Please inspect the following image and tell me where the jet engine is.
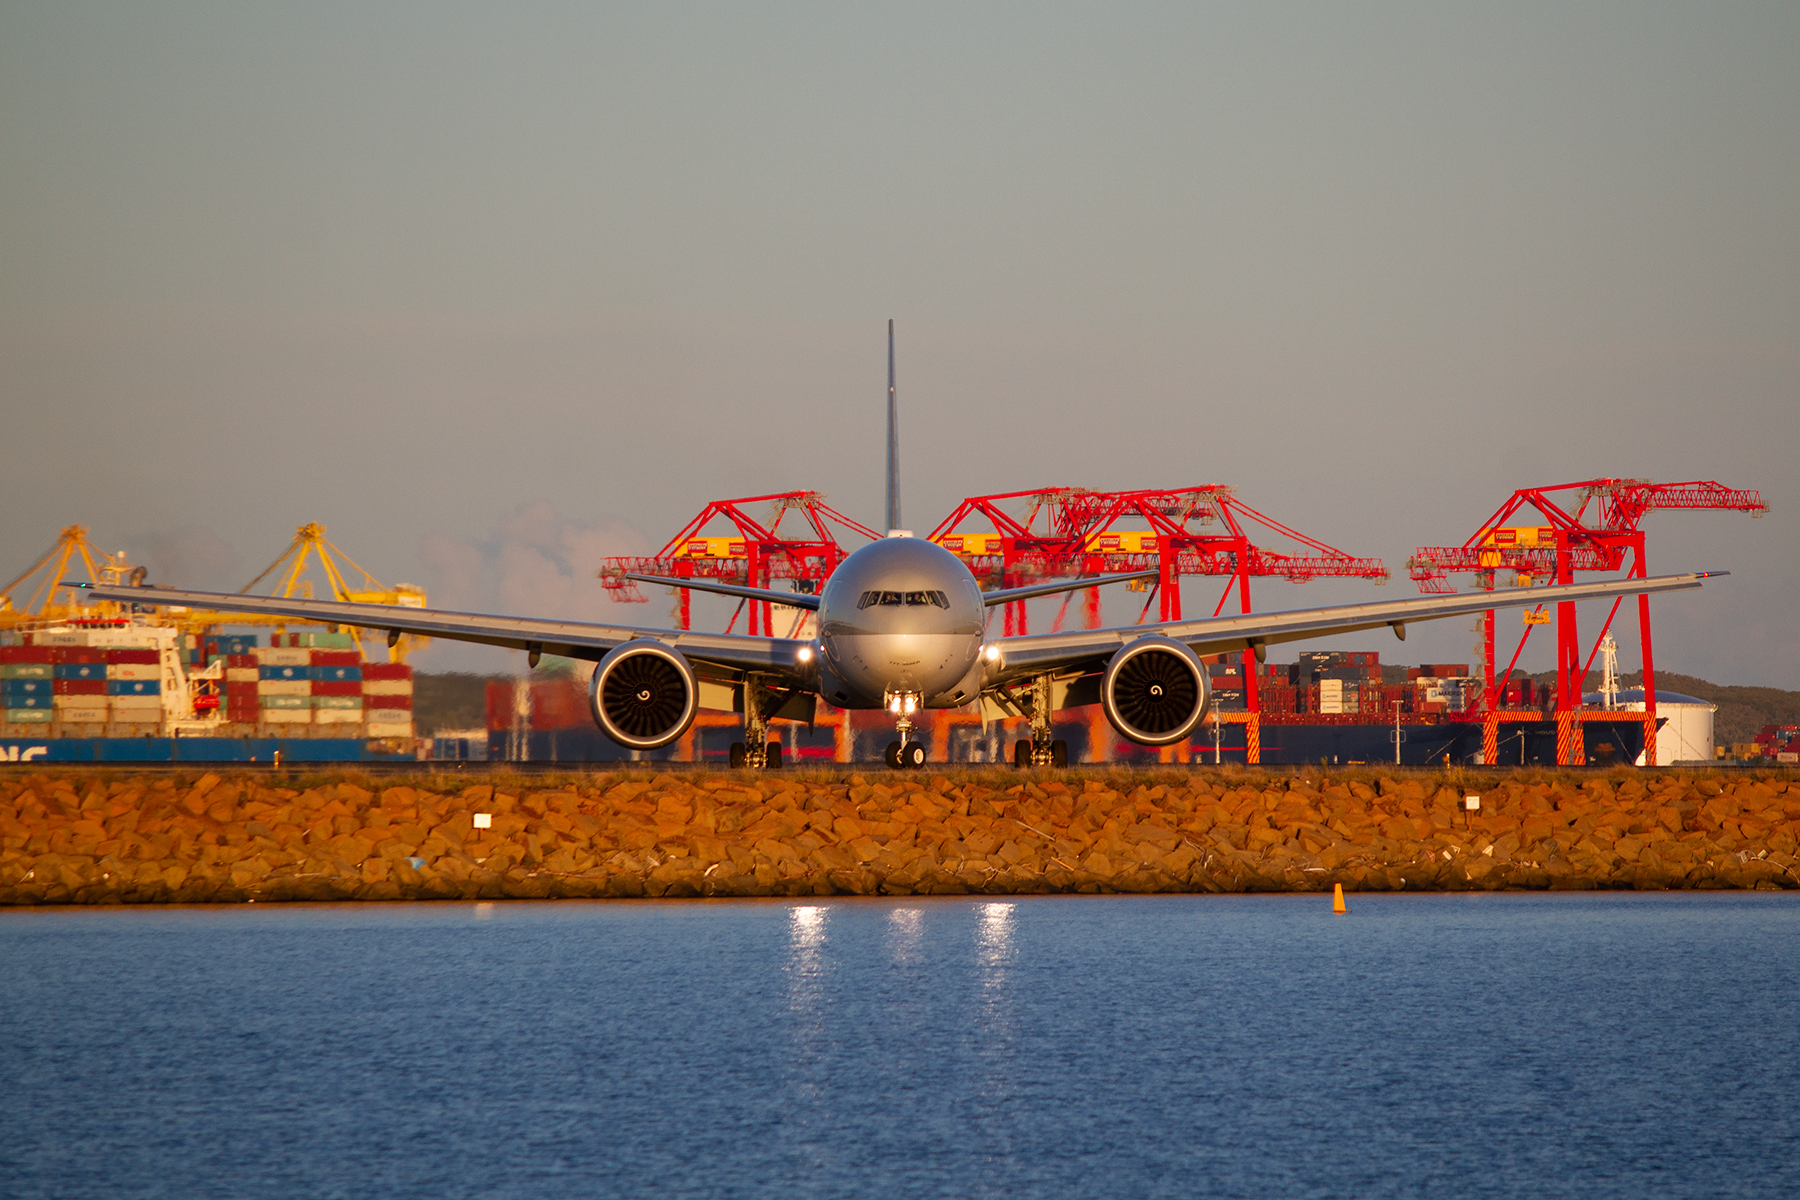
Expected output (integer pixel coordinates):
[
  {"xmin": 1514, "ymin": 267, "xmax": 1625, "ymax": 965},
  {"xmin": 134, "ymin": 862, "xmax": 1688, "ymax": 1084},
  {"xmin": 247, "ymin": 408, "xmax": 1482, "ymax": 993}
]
[
  {"xmin": 1099, "ymin": 636, "xmax": 1210, "ymax": 746},
  {"xmin": 589, "ymin": 641, "xmax": 699, "ymax": 749}
]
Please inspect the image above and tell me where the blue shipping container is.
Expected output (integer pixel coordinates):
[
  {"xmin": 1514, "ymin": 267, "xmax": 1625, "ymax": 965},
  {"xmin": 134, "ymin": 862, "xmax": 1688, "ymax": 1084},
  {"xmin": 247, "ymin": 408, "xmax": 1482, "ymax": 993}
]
[
  {"xmin": 54, "ymin": 663, "xmax": 108, "ymax": 680},
  {"xmin": 1, "ymin": 679, "xmax": 53, "ymax": 697},
  {"xmin": 315, "ymin": 665, "xmax": 363, "ymax": 683},
  {"xmin": 259, "ymin": 664, "xmax": 312, "ymax": 681},
  {"xmin": 107, "ymin": 679, "xmax": 162, "ymax": 696}
]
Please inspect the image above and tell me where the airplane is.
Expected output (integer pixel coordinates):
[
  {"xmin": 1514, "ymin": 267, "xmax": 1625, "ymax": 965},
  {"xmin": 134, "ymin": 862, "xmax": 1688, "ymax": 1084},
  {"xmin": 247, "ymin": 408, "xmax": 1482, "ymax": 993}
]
[{"xmin": 75, "ymin": 323, "xmax": 1722, "ymax": 770}]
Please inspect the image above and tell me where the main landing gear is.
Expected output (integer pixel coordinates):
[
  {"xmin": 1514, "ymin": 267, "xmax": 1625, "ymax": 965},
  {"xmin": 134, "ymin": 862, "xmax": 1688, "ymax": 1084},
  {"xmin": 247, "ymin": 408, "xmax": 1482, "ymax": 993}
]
[
  {"xmin": 729, "ymin": 675, "xmax": 784, "ymax": 770},
  {"xmin": 1013, "ymin": 738, "xmax": 1068, "ymax": 768},
  {"xmin": 995, "ymin": 673, "xmax": 1068, "ymax": 768}
]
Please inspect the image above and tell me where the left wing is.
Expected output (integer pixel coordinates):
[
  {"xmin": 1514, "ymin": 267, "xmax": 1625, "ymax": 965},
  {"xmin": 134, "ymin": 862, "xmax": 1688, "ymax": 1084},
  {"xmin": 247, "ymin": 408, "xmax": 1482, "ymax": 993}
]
[
  {"xmin": 71, "ymin": 584, "xmax": 808, "ymax": 680},
  {"xmin": 984, "ymin": 572, "xmax": 1721, "ymax": 685}
]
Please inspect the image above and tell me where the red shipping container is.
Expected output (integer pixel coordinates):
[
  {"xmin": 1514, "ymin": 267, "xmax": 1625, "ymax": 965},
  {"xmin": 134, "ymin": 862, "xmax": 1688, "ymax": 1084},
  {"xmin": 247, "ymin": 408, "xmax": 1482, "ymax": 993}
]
[
  {"xmin": 51, "ymin": 648, "xmax": 108, "ymax": 664},
  {"xmin": 107, "ymin": 648, "xmax": 160, "ymax": 664},
  {"xmin": 226, "ymin": 682, "xmax": 260, "ymax": 699},
  {"xmin": 225, "ymin": 654, "xmax": 257, "ymax": 668},
  {"xmin": 362, "ymin": 662, "xmax": 413, "ymax": 681},
  {"xmin": 313, "ymin": 680, "xmax": 362, "ymax": 696},
  {"xmin": 530, "ymin": 678, "xmax": 588, "ymax": 729},
  {"xmin": 1, "ymin": 646, "xmax": 55, "ymax": 663},
  {"xmin": 365, "ymin": 693, "xmax": 412, "ymax": 710},
  {"xmin": 311, "ymin": 650, "xmax": 361, "ymax": 666},
  {"xmin": 485, "ymin": 680, "xmax": 516, "ymax": 731},
  {"xmin": 55, "ymin": 679, "xmax": 107, "ymax": 695}
]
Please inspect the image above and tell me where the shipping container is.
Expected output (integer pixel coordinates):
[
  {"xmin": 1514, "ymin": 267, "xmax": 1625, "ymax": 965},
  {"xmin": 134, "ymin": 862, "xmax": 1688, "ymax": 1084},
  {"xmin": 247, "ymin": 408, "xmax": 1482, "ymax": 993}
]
[
  {"xmin": 364, "ymin": 693, "xmax": 412, "ymax": 710},
  {"xmin": 0, "ymin": 663, "xmax": 54, "ymax": 679},
  {"xmin": 1, "ymin": 679, "xmax": 53, "ymax": 697},
  {"xmin": 0, "ymin": 647, "xmax": 55, "ymax": 664},
  {"xmin": 54, "ymin": 679, "xmax": 106, "ymax": 696},
  {"xmin": 4, "ymin": 709, "xmax": 53, "ymax": 723},
  {"xmin": 106, "ymin": 663, "xmax": 160, "ymax": 681},
  {"xmin": 7, "ymin": 693, "xmax": 55, "ymax": 710},
  {"xmin": 106, "ymin": 648, "xmax": 159, "ymax": 664},
  {"xmin": 225, "ymin": 667, "xmax": 260, "ymax": 682},
  {"xmin": 261, "ymin": 695, "xmax": 310, "ymax": 710},
  {"xmin": 314, "ymin": 708, "xmax": 362, "ymax": 724},
  {"xmin": 54, "ymin": 662, "xmax": 108, "ymax": 680},
  {"xmin": 310, "ymin": 650, "xmax": 361, "ymax": 666},
  {"xmin": 312, "ymin": 680, "xmax": 362, "ymax": 697},
  {"xmin": 314, "ymin": 696, "xmax": 364, "ymax": 710},
  {"xmin": 257, "ymin": 680, "xmax": 310, "ymax": 696},
  {"xmin": 259, "ymin": 663, "xmax": 311, "ymax": 681},
  {"xmin": 256, "ymin": 647, "xmax": 311, "ymax": 667},
  {"xmin": 362, "ymin": 679, "xmax": 413, "ymax": 696},
  {"xmin": 314, "ymin": 665, "xmax": 363, "ymax": 683},
  {"xmin": 110, "ymin": 695, "xmax": 163, "ymax": 711},
  {"xmin": 361, "ymin": 662, "xmax": 413, "ymax": 681},
  {"xmin": 107, "ymin": 679, "xmax": 161, "ymax": 696},
  {"xmin": 261, "ymin": 709, "xmax": 312, "ymax": 724}
]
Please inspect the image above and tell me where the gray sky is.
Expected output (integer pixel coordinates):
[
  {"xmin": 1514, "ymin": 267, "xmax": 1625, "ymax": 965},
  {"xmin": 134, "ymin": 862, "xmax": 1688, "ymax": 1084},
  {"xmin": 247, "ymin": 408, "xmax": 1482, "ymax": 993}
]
[{"xmin": 4, "ymin": 2, "xmax": 1796, "ymax": 685}]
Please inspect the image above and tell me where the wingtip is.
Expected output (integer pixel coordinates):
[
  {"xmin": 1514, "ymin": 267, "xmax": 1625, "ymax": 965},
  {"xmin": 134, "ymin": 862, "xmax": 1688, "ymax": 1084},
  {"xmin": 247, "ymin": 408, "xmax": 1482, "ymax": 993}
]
[{"xmin": 1695, "ymin": 570, "xmax": 1730, "ymax": 579}]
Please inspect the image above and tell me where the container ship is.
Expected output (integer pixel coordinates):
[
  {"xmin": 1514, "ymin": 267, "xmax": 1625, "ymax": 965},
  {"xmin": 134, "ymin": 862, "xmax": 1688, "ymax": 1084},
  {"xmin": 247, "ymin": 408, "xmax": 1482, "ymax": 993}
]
[{"xmin": 1, "ymin": 525, "xmax": 417, "ymax": 764}]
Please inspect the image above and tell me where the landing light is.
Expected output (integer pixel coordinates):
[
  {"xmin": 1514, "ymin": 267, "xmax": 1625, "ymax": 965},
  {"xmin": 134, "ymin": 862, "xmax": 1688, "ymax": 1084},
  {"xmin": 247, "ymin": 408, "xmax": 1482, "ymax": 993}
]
[
  {"xmin": 984, "ymin": 645, "xmax": 1000, "ymax": 662},
  {"xmin": 797, "ymin": 647, "xmax": 813, "ymax": 663}
]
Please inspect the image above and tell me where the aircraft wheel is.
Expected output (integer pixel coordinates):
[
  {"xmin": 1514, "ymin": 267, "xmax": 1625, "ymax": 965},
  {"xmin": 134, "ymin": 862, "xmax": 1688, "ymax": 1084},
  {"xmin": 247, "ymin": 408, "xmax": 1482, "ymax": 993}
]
[
  {"xmin": 885, "ymin": 741, "xmax": 903, "ymax": 770},
  {"xmin": 1051, "ymin": 739, "xmax": 1068, "ymax": 767},
  {"xmin": 766, "ymin": 742, "xmax": 783, "ymax": 769},
  {"xmin": 903, "ymin": 742, "xmax": 927, "ymax": 769},
  {"xmin": 1013, "ymin": 739, "xmax": 1032, "ymax": 768},
  {"xmin": 729, "ymin": 742, "xmax": 746, "ymax": 768}
]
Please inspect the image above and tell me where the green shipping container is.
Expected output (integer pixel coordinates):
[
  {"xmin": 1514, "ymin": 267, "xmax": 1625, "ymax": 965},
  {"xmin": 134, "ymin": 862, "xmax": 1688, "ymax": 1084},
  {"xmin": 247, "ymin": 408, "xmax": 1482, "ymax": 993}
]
[
  {"xmin": 4, "ymin": 708, "xmax": 53, "ymax": 723},
  {"xmin": 262, "ymin": 695, "xmax": 310, "ymax": 710},
  {"xmin": 294, "ymin": 632, "xmax": 357, "ymax": 649},
  {"xmin": 1, "ymin": 664, "xmax": 54, "ymax": 679},
  {"xmin": 313, "ymin": 696, "xmax": 364, "ymax": 710}
]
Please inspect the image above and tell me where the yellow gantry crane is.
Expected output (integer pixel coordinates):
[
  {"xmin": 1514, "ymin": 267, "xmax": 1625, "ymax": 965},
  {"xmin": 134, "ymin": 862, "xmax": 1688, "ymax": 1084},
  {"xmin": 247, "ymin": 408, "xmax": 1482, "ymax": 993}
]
[
  {"xmin": 2, "ymin": 522, "xmax": 427, "ymax": 662},
  {"xmin": 0, "ymin": 525, "xmax": 131, "ymax": 629},
  {"xmin": 233, "ymin": 522, "xmax": 428, "ymax": 662}
]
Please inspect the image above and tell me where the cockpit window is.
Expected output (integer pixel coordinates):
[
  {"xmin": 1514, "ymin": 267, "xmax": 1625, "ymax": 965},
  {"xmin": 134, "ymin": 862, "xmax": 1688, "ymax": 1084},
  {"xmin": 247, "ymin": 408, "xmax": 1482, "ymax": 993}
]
[{"xmin": 858, "ymin": 589, "xmax": 949, "ymax": 609}]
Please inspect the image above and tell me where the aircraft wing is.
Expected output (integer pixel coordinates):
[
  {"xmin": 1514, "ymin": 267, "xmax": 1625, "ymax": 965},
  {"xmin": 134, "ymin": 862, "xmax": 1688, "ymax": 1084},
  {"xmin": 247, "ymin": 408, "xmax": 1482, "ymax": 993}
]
[
  {"xmin": 623, "ymin": 573, "xmax": 820, "ymax": 611},
  {"xmin": 985, "ymin": 572, "xmax": 1721, "ymax": 684},
  {"xmin": 979, "ymin": 570, "xmax": 1159, "ymax": 607},
  {"xmin": 70, "ymin": 584, "xmax": 809, "ymax": 679}
]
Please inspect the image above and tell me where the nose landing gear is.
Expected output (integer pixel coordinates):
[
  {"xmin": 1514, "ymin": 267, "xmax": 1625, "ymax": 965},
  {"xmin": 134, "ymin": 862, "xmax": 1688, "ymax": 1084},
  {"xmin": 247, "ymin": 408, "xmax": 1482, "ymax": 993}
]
[
  {"xmin": 886, "ymin": 740, "xmax": 927, "ymax": 769},
  {"xmin": 884, "ymin": 689, "xmax": 926, "ymax": 770}
]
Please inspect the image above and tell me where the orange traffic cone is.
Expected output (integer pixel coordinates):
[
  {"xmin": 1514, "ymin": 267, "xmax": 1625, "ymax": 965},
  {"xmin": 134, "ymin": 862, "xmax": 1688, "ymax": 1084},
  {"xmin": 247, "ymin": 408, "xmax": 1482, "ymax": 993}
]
[{"xmin": 1332, "ymin": 883, "xmax": 1347, "ymax": 914}]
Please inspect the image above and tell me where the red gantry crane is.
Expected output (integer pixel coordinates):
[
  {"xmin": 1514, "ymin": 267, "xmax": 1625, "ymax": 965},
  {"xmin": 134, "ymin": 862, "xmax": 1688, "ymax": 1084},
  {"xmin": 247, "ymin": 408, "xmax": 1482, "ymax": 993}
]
[
  {"xmin": 1408, "ymin": 479, "xmax": 1766, "ymax": 764},
  {"xmin": 599, "ymin": 491, "xmax": 880, "ymax": 635},
  {"xmin": 930, "ymin": 486, "xmax": 1390, "ymax": 727}
]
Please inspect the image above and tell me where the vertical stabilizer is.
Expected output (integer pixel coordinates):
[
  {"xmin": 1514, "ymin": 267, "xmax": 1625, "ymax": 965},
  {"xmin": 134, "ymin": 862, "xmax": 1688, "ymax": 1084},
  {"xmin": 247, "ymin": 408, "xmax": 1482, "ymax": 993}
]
[{"xmin": 886, "ymin": 319, "xmax": 905, "ymax": 535}]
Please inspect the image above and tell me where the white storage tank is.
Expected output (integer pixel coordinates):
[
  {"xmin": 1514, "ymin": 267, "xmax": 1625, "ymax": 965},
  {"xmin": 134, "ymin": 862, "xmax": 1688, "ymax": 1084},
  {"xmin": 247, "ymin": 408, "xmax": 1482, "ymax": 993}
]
[{"xmin": 1584, "ymin": 688, "xmax": 1717, "ymax": 765}]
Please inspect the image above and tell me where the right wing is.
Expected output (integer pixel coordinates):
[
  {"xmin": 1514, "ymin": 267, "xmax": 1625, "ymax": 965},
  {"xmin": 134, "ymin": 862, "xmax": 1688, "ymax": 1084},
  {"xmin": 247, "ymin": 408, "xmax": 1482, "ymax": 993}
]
[
  {"xmin": 71, "ymin": 584, "xmax": 808, "ymax": 680},
  {"xmin": 984, "ymin": 572, "xmax": 1721, "ymax": 684},
  {"xmin": 978, "ymin": 570, "xmax": 1159, "ymax": 607}
]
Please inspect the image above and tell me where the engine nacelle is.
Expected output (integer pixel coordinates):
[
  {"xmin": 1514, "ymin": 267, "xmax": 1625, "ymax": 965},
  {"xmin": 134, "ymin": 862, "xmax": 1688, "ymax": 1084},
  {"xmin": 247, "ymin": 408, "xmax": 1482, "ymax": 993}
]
[
  {"xmin": 1100, "ymin": 636, "xmax": 1210, "ymax": 746},
  {"xmin": 589, "ymin": 641, "xmax": 699, "ymax": 749}
]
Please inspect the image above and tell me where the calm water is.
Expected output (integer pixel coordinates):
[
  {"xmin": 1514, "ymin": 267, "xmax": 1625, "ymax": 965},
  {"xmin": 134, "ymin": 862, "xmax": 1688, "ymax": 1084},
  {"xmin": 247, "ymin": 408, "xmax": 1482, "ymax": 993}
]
[{"xmin": 2, "ymin": 893, "xmax": 1796, "ymax": 1199}]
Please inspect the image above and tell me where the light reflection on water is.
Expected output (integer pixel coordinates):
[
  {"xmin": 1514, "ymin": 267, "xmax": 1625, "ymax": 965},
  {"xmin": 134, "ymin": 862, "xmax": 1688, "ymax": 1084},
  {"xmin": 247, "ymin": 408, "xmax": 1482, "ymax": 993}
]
[{"xmin": 2, "ymin": 893, "xmax": 1798, "ymax": 1200}]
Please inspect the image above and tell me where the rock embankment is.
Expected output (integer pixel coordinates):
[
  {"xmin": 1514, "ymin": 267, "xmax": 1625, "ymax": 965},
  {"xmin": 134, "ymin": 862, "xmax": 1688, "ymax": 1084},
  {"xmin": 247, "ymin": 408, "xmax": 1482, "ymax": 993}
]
[{"xmin": 2, "ymin": 769, "xmax": 1797, "ymax": 904}]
